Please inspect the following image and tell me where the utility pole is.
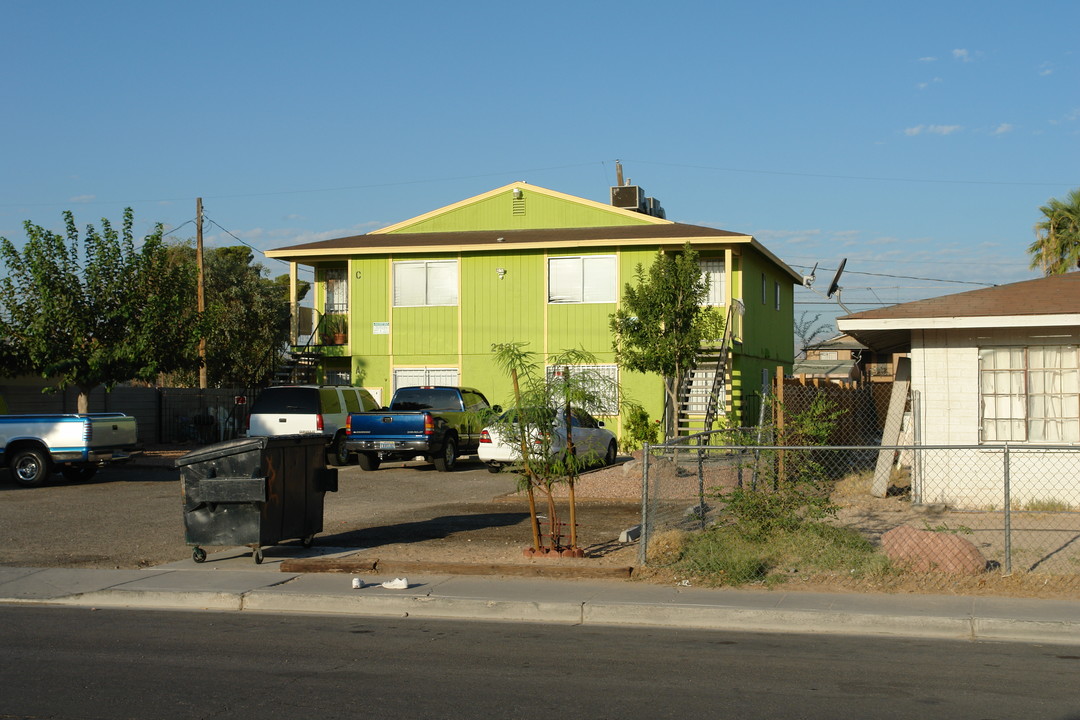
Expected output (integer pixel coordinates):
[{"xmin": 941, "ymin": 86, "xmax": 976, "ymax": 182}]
[{"xmin": 196, "ymin": 198, "xmax": 207, "ymax": 389}]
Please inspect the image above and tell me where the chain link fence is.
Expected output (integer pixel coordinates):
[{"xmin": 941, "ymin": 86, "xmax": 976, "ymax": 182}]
[{"xmin": 639, "ymin": 435, "xmax": 1080, "ymax": 584}]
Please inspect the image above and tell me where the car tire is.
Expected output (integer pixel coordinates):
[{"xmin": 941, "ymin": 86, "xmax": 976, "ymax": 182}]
[
  {"xmin": 327, "ymin": 434, "xmax": 350, "ymax": 467},
  {"xmin": 604, "ymin": 440, "xmax": 617, "ymax": 466},
  {"xmin": 485, "ymin": 463, "xmax": 502, "ymax": 474},
  {"xmin": 433, "ymin": 436, "xmax": 458, "ymax": 472},
  {"xmin": 357, "ymin": 452, "xmax": 381, "ymax": 471},
  {"xmin": 11, "ymin": 447, "xmax": 50, "ymax": 488}
]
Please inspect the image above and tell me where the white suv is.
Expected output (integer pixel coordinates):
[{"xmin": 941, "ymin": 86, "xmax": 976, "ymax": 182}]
[{"xmin": 247, "ymin": 385, "xmax": 379, "ymax": 466}]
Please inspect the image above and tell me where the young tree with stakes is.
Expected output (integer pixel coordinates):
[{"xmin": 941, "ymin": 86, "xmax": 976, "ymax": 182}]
[{"xmin": 490, "ymin": 343, "xmax": 620, "ymax": 555}]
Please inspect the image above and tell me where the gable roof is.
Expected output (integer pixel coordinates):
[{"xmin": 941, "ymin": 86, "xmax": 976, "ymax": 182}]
[
  {"xmin": 266, "ymin": 182, "xmax": 804, "ymax": 282},
  {"xmin": 374, "ymin": 182, "xmax": 671, "ymax": 233},
  {"xmin": 837, "ymin": 272, "xmax": 1080, "ymax": 352}
]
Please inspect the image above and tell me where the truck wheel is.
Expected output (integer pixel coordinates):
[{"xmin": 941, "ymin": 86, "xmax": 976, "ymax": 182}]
[
  {"xmin": 328, "ymin": 434, "xmax": 350, "ymax": 467},
  {"xmin": 11, "ymin": 447, "xmax": 50, "ymax": 488},
  {"xmin": 357, "ymin": 453, "xmax": 381, "ymax": 471},
  {"xmin": 61, "ymin": 466, "xmax": 98, "ymax": 482},
  {"xmin": 433, "ymin": 436, "xmax": 458, "ymax": 472}
]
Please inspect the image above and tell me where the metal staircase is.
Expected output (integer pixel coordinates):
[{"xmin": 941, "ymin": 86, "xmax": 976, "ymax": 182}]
[
  {"xmin": 674, "ymin": 302, "xmax": 740, "ymax": 436},
  {"xmin": 272, "ymin": 349, "xmax": 322, "ymax": 385}
]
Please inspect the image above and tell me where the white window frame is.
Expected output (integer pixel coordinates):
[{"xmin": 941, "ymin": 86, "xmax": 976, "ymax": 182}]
[
  {"xmin": 979, "ymin": 345, "xmax": 1079, "ymax": 443},
  {"xmin": 393, "ymin": 260, "xmax": 458, "ymax": 307},
  {"xmin": 392, "ymin": 367, "xmax": 460, "ymax": 392},
  {"xmin": 547, "ymin": 255, "xmax": 616, "ymax": 304},
  {"xmin": 545, "ymin": 364, "xmax": 619, "ymax": 415},
  {"xmin": 774, "ymin": 280, "xmax": 781, "ymax": 311},
  {"xmin": 699, "ymin": 259, "xmax": 726, "ymax": 307},
  {"xmin": 324, "ymin": 267, "xmax": 348, "ymax": 314}
]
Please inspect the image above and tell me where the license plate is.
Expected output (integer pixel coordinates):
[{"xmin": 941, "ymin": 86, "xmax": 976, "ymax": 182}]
[{"xmin": 378, "ymin": 441, "xmax": 396, "ymax": 450}]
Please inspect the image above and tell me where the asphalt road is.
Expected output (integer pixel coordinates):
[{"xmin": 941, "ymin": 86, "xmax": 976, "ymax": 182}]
[
  {"xmin": 4, "ymin": 606, "xmax": 1079, "ymax": 720},
  {"xmin": 0, "ymin": 456, "xmax": 640, "ymax": 569}
]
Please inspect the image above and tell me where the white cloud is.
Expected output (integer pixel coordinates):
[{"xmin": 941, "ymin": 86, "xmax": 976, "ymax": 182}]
[
  {"xmin": 952, "ymin": 48, "xmax": 971, "ymax": 62},
  {"xmin": 1039, "ymin": 62, "xmax": 1054, "ymax": 76},
  {"xmin": 68, "ymin": 194, "xmax": 95, "ymax": 203},
  {"xmin": 916, "ymin": 77, "xmax": 943, "ymax": 90},
  {"xmin": 918, "ymin": 56, "xmax": 937, "ymax": 63},
  {"xmin": 904, "ymin": 124, "xmax": 962, "ymax": 136},
  {"xmin": 991, "ymin": 123, "xmax": 1014, "ymax": 135}
]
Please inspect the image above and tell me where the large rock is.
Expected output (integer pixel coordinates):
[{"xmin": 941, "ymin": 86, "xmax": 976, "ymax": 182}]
[{"xmin": 881, "ymin": 524, "xmax": 988, "ymax": 574}]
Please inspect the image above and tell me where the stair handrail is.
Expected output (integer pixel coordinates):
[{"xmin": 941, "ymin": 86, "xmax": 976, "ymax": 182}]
[{"xmin": 701, "ymin": 301, "xmax": 740, "ymax": 433}]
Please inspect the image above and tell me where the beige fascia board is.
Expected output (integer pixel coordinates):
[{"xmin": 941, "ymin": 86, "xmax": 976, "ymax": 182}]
[
  {"xmin": 839, "ymin": 314, "xmax": 1080, "ymax": 331},
  {"xmin": 266, "ymin": 234, "xmax": 757, "ymax": 265},
  {"xmin": 371, "ymin": 182, "xmax": 674, "ymax": 234}
]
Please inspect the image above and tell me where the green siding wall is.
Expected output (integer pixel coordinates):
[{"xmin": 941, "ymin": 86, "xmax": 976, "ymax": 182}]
[{"xmin": 319, "ymin": 240, "xmax": 794, "ymax": 439}]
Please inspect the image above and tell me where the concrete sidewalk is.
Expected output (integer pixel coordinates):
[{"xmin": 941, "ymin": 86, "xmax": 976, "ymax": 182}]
[{"xmin": 1, "ymin": 546, "xmax": 1078, "ymax": 646}]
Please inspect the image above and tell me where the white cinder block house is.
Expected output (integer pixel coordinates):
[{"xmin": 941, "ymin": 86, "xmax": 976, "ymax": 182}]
[{"xmin": 838, "ymin": 273, "xmax": 1080, "ymax": 509}]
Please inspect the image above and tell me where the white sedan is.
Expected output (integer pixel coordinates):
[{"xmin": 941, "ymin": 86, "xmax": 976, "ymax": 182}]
[{"xmin": 478, "ymin": 407, "xmax": 618, "ymax": 473}]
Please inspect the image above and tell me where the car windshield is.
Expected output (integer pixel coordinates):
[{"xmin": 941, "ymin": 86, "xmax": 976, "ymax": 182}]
[{"xmin": 498, "ymin": 407, "xmax": 561, "ymax": 425}]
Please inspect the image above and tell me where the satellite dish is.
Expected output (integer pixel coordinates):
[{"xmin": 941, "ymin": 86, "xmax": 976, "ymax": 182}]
[
  {"xmin": 802, "ymin": 262, "xmax": 819, "ymax": 288},
  {"xmin": 826, "ymin": 258, "xmax": 847, "ymax": 298}
]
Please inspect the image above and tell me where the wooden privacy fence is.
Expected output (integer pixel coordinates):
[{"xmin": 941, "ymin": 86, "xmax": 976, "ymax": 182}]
[
  {"xmin": 773, "ymin": 369, "xmax": 893, "ymax": 445},
  {"xmin": 0, "ymin": 382, "xmax": 254, "ymax": 445}
]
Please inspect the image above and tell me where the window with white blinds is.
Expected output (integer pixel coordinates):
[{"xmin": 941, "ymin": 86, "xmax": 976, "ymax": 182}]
[
  {"xmin": 548, "ymin": 255, "xmax": 616, "ymax": 303},
  {"xmin": 393, "ymin": 260, "xmax": 458, "ymax": 306}
]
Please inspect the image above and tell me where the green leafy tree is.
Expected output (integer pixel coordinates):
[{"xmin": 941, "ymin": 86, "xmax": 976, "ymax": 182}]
[
  {"xmin": 0, "ymin": 209, "xmax": 197, "ymax": 412},
  {"xmin": 490, "ymin": 342, "xmax": 621, "ymax": 554},
  {"xmin": 1028, "ymin": 188, "xmax": 1080, "ymax": 275},
  {"xmin": 160, "ymin": 244, "xmax": 310, "ymax": 387},
  {"xmin": 609, "ymin": 242, "xmax": 716, "ymax": 440}
]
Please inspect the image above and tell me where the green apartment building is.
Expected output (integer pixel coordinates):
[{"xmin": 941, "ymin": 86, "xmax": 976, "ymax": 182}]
[{"xmin": 266, "ymin": 182, "xmax": 800, "ymax": 437}]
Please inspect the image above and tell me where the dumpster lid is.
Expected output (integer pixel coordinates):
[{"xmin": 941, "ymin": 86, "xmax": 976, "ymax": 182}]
[{"xmin": 173, "ymin": 436, "xmax": 269, "ymax": 468}]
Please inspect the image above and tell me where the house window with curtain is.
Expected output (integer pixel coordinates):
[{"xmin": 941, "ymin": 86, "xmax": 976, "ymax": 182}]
[
  {"xmin": 699, "ymin": 259, "xmax": 726, "ymax": 306},
  {"xmin": 548, "ymin": 255, "xmax": 616, "ymax": 303},
  {"xmin": 324, "ymin": 268, "xmax": 348, "ymax": 314},
  {"xmin": 393, "ymin": 260, "xmax": 458, "ymax": 307},
  {"xmin": 979, "ymin": 345, "xmax": 1079, "ymax": 443}
]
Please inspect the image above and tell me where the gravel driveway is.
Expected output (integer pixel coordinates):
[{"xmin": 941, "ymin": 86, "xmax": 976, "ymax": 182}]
[{"xmin": 0, "ymin": 452, "xmax": 641, "ymax": 569}]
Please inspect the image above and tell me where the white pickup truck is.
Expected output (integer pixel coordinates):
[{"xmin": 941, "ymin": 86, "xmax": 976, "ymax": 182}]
[{"xmin": 0, "ymin": 413, "xmax": 139, "ymax": 487}]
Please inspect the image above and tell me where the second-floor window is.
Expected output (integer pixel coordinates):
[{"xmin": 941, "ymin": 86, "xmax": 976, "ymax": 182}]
[
  {"xmin": 324, "ymin": 268, "xmax": 348, "ymax": 314},
  {"xmin": 548, "ymin": 255, "xmax": 616, "ymax": 303},
  {"xmin": 393, "ymin": 260, "xmax": 458, "ymax": 307},
  {"xmin": 699, "ymin": 259, "xmax": 725, "ymax": 306}
]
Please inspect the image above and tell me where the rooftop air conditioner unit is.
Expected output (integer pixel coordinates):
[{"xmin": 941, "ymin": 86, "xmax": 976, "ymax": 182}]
[
  {"xmin": 611, "ymin": 185, "xmax": 644, "ymax": 211},
  {"xmin": 645, "ymin": 197, "xmax": 665, "ymax": 219}
]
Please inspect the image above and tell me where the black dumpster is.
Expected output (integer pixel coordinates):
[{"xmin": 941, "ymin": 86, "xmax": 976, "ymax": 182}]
[{"xmin": 174, "ymin": 435, "xmax": 338, "ymax": 564}]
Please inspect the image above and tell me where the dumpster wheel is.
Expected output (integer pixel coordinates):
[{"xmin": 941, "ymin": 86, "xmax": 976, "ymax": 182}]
[
  {"xmin": 192, "ymin": 547, "xmax": 207, "ymax": 563},
  {"xmin": 253, "ymin": 547, "xmax": 264, "ymax": 564},
  {"xmin": 302, "ymin": 534, "xmax": 315, "ymax": 548}
]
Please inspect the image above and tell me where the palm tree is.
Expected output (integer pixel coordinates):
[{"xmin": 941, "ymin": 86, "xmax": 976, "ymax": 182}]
[{"xmin": 1028, "ymin": 188, "xmax": 1080, "ymax": 275}]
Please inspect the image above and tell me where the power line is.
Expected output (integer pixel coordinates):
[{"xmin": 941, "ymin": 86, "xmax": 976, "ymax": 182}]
[
  {"xmin": 789, "ymin": 262, "xmax": 996, "ymax": 286},
  {"xmin": 203, "ymin": 216, "xmax": 313, "ymax": 276},
  {"xmin": 624, "ymin": 159, "xmax": 1077, "ymax": 188}
]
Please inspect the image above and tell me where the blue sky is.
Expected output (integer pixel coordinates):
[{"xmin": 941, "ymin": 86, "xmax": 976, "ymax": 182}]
[{"xmin": 3, "ymin": 1, "xmax": 1078, "ymax": 330}]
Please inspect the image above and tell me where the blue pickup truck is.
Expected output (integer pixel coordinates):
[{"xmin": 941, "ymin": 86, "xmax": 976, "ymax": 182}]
[{"xmin": 344, "ymin": 386, "xmax": 498, "ymax": 472}]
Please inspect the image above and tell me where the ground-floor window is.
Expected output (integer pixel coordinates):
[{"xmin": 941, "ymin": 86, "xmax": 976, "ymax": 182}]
[
  {"xmin": 392, "ymin": 367, "xmax": 460, "ymax": 392},
  {"xmin": 980, "ymin": 345, "xmax": 1079, "ymax": 442}
]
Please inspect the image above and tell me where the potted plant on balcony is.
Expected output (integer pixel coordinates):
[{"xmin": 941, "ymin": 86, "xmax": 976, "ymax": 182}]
[{"xmin": 321, "ymin": 314, "xmax": 348, "ymax": 345}]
